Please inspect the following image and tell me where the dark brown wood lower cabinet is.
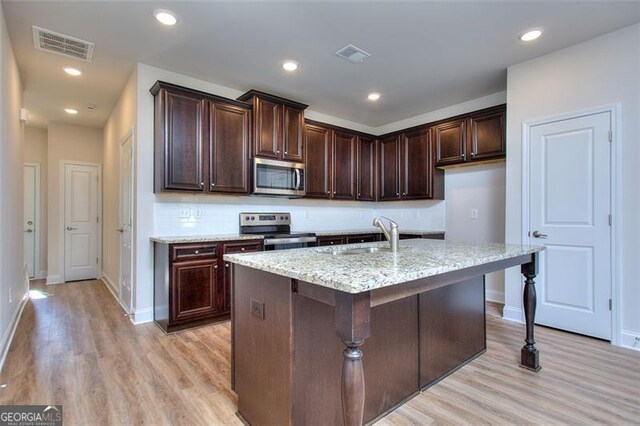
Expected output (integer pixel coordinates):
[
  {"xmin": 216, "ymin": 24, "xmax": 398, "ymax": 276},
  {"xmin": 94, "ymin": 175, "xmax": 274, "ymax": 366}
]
[
  {"xmin": 316, "ymin": 236, "xmax": 346, "ymax": 247},
  {"xmin": 316, "ymin": 234, "xmax": 380, "ymax": 247},
  {"xmin": 154, "ymin": 239, "xmax": 263, "ymax": 332}
]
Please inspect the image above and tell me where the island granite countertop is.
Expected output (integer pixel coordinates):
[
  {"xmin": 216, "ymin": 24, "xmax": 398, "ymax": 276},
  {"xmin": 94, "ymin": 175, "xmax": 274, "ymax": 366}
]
[
  {"xmin": 224, "ymin": 239, "xmax": 544, "ymax": 294},
  {"xmin": 314, "ymin": 229, "xmax": 444, "ymax": 236},
  {"xmin": 150, "ymin": 234, "xmax": 263, "ymax": 244}
]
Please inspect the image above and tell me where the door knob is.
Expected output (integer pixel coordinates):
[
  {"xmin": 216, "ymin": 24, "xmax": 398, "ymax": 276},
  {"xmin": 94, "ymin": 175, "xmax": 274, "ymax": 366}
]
[
  {"xmin": 66, "ymin": 226, "xmax": 77, "ymax": 231},
  {"xmin": 532, "ymin": 231, "xmax": 548, "ymax": 239},
  {"xmin": 24, "ymin": 229, "xmax": 33, "ymax": 233},
  {"xmin": 117, "ymin": 229, "xmax": 124, "ymax": 233}
]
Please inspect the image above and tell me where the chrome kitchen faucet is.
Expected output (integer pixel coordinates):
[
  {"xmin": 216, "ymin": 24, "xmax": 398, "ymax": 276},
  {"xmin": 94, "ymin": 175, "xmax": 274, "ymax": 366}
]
[{"xmin": 372, "ymin": 216, "xmax": 399, "ymax": 253}]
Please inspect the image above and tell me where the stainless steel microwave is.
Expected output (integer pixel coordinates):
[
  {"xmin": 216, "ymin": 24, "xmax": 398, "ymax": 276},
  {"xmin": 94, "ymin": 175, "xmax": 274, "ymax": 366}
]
[{"xmin": 253, "ymin": 158, "xmax": 306, "ymax": 197}]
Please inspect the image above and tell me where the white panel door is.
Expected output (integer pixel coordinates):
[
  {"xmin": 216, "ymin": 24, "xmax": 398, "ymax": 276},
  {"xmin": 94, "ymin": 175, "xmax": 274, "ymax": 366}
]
[
  {"xmin": 64, "ymin": 164, "xmax": 100, "ymax": 281},
  {"xmin": 529, "ymin": 111, "xmax": 611, "ymax": 339},
  {"xmin": 23, "ymin": 164, "xmax": 37, "ymax": 277},
  {"xmin": 119, "ymin": 134, "xmax": 133, "ymax": 313}
]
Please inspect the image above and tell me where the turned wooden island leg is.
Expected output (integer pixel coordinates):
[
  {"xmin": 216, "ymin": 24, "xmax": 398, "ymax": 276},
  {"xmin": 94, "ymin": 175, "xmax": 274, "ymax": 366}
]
[
  {"xmin": 521, "ymin": 252, "xmax": 541, "ymax": 371},
  {"xmin": 335, "ymin": 292, "xmax": 371, "ymax": 426}
]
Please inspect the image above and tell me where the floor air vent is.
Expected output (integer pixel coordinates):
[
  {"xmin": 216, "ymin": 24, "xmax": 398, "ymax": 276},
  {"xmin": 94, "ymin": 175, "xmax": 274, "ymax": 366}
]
[
  {"xmin": 32, "ymin": 26, "xmax": 94, "ymax": 62},
  {"xmin": 335, "ymin": 44, "xmax": 370, "ymax": 64}
]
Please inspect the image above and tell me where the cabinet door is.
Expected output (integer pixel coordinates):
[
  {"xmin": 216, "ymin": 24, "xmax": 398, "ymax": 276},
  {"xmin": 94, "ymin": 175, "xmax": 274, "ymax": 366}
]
[
  {"xmin": 171, "ymin": 258, "xmax": 219, "ymax": 324},
  {"xmin": 378, "ymin": 135, "xmax": 401, "ymax": 201},
  {"xmin": 254, "ymin": 97, "xmax": 281, "ymax": 159},
  {"xmin": 283, "ymin": 106, "xmax": 305, "ymax": 162},
  {"xmin": 223, "ymin": 241, "xmax": 263, "ymax": 312},
  {"xmin": 316, "ymin": 236, "xmax": 346, "ymax": 246},
  {"xmin": 304, "ymin": 124, "xmax": 332, "ymax": 198},
  {"xmin": 332, "ymin": 131, "xmax": 356, "ymax": 200},
  {"xmin": 209, "ymin": 102, "xmax": 251, "ymax": 193},
  {"xmin": 401, "ymin": 128, "xmax": 431, "ymax": 199},
  {"xmin": 468, "ymin": 109, "xmax": 505, "ymax": 161},
  {"xmin": 161, "ymin": 90, "xmax": 206, "ymax": 191},
  {"xmin": 434, "ymin": 119, "xmax": 466, "ymax": 166},
  {"xmin": 356, "ymin": 137, "xmax": 376, "ymax": 201}
]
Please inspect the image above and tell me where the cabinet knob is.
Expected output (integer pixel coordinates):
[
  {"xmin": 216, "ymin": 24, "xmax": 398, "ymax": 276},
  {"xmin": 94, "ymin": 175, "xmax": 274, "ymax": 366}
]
[
  {"xmin": 358, "ymin": 193, "xmax": 361, "ymax": 197},
  {"xmin": 284, "ymin": 151, "xmax": 288, "ymax": 154},
  {"xmin": 211, "ymin": 182, "xmax": 215, "ymax": 187},
  {"xmin": 403, "ymin": 192, "xmax": 406, "ymax": 196},
  {"xmin": 333, "ymin": 191, "xmax": 336, "ymax": 195},
  {"xmin": 396, "ymin": 192, "xmax": 400, "ymax": 196},
  {"xmin": 277, "ymin": 150, "xmax": 280, "ymax": 154},
  {"xmin": 241, "ymin": 247, "xmax": 246, "ymax": 251},
  {"xmin": 471, "ymin": 152, "xmax": 476, "ymax": 157},
  {"xmin": 330, "ymin": 242, "xmax": 334, "ymax": 245},
  {"xmin": 200, "ymin": 182, "xmax": 204, "ymax": 187},
  {"xmin": 195, "ymin": 250, "xmax": 199, "ymax": 254},
  {"xmin": 214, "ymin": 265, "xmax": 218, "ymax": 269},
  {"xmin": 225, "ymin": 263, "xmax": 230, "ymax": 268}
]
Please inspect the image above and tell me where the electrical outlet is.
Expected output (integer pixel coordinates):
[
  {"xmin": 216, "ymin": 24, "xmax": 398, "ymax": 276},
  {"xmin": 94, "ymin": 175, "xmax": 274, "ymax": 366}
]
[
  {"xmin": 470, "ymin": 208, "xmax": 479, "ymax": 220},
  {"xmin": 250, "ymin": 298, "xmax": 265, "ymax": 320},
  {"xmin": 634, "ymin": 337, "xmax": 640, "ymax": 347},
  {"xmin": 192, "ymin": 209, "xmax": 202, "ymax": 218},
  {"xmin": 179, "ymin": 208, "xmax": 190, "ymax": 218}
]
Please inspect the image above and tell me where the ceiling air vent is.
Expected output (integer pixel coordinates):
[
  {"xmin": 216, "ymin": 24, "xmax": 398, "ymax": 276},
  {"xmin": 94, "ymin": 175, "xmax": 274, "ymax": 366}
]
[
  {"xmin": 32, "ymin": 26, "xmax": 94, "ymax": 62},
  {"xmin": 335, "ymin": 44, "xmax": 370, "ymax": 64}
]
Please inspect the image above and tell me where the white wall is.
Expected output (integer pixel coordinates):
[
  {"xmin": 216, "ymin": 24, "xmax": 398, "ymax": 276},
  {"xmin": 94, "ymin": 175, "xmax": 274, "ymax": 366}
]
[
  {"xmin": 24, "ymin": 126, "xmax": 48, "ymax": 277},
  {"xmin": 445, "ymin": 163, "xmax": 506, "ymax": 302},
  {"xmin": 46, "ymin": 123, "xmax": 103, "ymax": 284},
  {"xmin": 505, "ymin": 23, "xmax": 640, "ymax": 347},
  {"xmin": 102, "ymin": 69, "xmax": 137, "ymax": 293},
  {"xmin": 0, "ymin": 3, "xmax": 27, "ymax": 369}
]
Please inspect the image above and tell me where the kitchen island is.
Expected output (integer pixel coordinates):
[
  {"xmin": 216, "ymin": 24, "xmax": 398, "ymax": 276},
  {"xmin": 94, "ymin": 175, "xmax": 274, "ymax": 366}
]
[{"xmin": 225, "ymin": 239, "xmax": 544, "ymax": 426}]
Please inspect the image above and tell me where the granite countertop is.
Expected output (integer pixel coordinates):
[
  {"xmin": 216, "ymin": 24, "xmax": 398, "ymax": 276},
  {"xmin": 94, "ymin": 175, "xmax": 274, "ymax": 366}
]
[
  {"xmin": 150, "ymin": 234, "xmax": 263, "ymax": 244},
  {"xmin": 314, "ymin": 229, "xmax": 444, "ymax": 236},
  {"xmin": 224, "ymin": 239, "xmax": 544, "ymax": 294}
]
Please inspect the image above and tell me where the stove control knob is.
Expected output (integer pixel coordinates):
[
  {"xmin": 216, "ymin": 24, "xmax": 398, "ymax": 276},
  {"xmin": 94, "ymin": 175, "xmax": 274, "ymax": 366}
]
[
  {"xmin": 280, "ymin": 216, "xmax": 284, "ymax": 221},
  {"xmin": 251, "ymin": 216, "xmax": 255, "ymax": 221}
]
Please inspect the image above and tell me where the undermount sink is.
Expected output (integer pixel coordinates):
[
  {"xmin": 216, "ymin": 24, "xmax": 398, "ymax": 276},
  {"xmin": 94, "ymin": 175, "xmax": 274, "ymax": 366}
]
[{"xmin": 325, "ymin": 247, "xmax": 390, "ymax": 256}]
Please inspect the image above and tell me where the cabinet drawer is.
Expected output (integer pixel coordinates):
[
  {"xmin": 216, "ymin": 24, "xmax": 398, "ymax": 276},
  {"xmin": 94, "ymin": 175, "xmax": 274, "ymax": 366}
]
[
  {"xmin": 316, "ymin": 236, "xmax": 346, "ymax": 247},
  {"xmin": 345, "ymin": 234, "xmax": 379, "ymax": 244},
  {"xmin": 223, "ymin": 240, "xmax": 263, "ymax": 254},
  {"xmin": 171, "ymin": 243, "xmax": 217, "ymax": 261}
]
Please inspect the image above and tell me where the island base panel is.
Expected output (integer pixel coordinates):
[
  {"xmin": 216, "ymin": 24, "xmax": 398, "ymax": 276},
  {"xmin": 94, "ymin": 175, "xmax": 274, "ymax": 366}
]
[
  {"xmin": 292, "ymin": 294, "xmax": 419, "ymax": 426},
  {"xmin": 419, "ymin": 276, "xmax": 486, "ymax": 387}
]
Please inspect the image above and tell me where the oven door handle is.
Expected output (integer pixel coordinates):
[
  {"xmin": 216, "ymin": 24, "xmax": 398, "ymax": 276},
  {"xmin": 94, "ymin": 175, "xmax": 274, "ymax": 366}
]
[
  {"xmin": 264, "ymin": 236, "xmax": 317, "ymax": 246},
  {"xmin": 294, "ymin": 169, "xmax": 301, "ymax": 190}
]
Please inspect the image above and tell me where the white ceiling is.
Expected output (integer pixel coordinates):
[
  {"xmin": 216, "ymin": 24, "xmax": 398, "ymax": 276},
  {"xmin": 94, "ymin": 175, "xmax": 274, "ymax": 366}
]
[{"xmin": 4, "ymin": 1, "xmax": 640, "ymax": 129}]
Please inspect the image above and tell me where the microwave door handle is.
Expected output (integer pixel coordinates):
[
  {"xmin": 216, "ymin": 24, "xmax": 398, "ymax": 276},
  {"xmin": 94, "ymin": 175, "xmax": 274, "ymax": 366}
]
[{"xmin": 294, "ymin": 169, "xmax": 301, "ymax": 190}]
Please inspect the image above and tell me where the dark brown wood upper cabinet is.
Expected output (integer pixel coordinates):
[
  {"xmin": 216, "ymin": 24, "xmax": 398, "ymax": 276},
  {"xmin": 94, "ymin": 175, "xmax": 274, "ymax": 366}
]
[
  {"xmin": 434, "ymin": 119, "xmax": 467, "ymax": 166},
  {"xmin": 332, "ymin": 131, "xmax": 356, "ymax": 199},
  {"xmin": 304, "ymin": 124, "xmax": 332, "ymax": 198},
  {"xmin": 379, "ymin": 135, "xmax": 401, "ymax": 201},
  {"xmin": 208, "ymin": 102, "xmax": 251, "ymax": 194},
  {"xmin": 238, "ymin": 90, "xmax": 308, "ymax": 163},
  {"xmin": 401, "ymin": 128, "xmax": 431, "ymax": 199},
  {"xmin": 283, "ymin": 106, "xmax": 305, "ymax": 162},
  {"xmin": 434, "ymin": 105, "xmax": 506, "ymax": 167},
  {"xmin": 468, "ymin": 108, "xmax": 506, "ymax": 161},
  {"xmin": 154, "ymin": 87, "xmax": 206, "ymax": 192},
  {"xmin": 356, "ymin": 137, "xmax": 376, "ymax": 201},
  {"xmin": 152, "ymin": 81, "xmax": 252, "ymax": 194}
]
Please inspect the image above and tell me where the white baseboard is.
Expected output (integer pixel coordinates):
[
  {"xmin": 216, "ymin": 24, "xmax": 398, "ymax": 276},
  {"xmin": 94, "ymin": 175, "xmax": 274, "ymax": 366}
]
[
  {"xmin": 0, "ymin": 292, "xmax": 29, "ymax": 373},
  {"xmin": 133, "ymin": 307, "xmax": 153, "ymax": 325},
  {"xmin": 486, "ymin": 289, "xmax": 505, "ymax": 304},
  {"xmin": 621, "ymin": 330, "xmax": 640, "ymax": 352},
  {"xmin": 35, "ymin": 270, "xmax": 46, "ymax": 280},
  {"xmin": 46, "ymin": 275, "xmax": 63, "ymax": 285},
  {"xmin": 502, "ymin": 305, "xmax": 524, "ymax": 323},
  {"xmin": 100, "ymin": 273, "xmax": 134, "ymax": 317}
]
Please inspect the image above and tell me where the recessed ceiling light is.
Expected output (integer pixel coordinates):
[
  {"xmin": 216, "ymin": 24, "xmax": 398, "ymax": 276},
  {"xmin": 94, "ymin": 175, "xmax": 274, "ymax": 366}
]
[
  {"xmin": 520, "ymin": 29, "xmax": 542, "ymax": 42},
  {"xmin": 154, "ymin": 9, "xmax": 178, "ymax": 26},
  {"xmin": 63, "ymin": 67, "xmax": 82, "ymax": 76},
  {"xmin": 367, "ymin": 92, "xmax": 381, "ymax": 101},
  {"xmin": 282, "ymin": 61, "xmax": 299, "ymax": 72},
  {"xmin": 64, "ymin": 108, "xmax": 78, "ymax": 115}
]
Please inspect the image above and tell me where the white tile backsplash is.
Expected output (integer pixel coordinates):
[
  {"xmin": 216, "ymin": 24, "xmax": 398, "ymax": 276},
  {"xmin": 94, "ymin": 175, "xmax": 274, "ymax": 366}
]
[{"xmin": 153, "ymin": 194, "xmax": 445, "ymax": 236}]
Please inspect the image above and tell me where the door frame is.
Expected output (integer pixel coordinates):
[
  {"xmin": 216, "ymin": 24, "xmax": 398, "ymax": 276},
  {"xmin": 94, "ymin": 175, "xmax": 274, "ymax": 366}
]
[
  {"xmin": 119, "ymin": 129, "xmax": 135, "ymax": 314},
  {"xmin": 59, "ymin": 160, "xmax": 103, "ymax": 283},
  {"xmin": 24, "ymin": 162, "xmax": 42, "ymax": 279},
  {"xmin": 520, "ymin": 103, "xmax": 622, "ymax": 345}
]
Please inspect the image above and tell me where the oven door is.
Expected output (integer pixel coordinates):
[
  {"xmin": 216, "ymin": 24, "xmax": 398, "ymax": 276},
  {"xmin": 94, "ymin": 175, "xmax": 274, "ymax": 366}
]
[
  {"xmin": 263, "ymin": 236, "xmax": 317, "ymax": 251},
  {"xmin": 253, "ymin": 158, "xmax": 305, "ymax": 197}
]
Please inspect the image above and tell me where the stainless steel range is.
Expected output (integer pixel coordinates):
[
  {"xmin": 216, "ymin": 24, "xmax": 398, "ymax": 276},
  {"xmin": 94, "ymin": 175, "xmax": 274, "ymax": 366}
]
[{"xmin": 239, "ymin": 213, "xmax": 316, "ymax": 250}]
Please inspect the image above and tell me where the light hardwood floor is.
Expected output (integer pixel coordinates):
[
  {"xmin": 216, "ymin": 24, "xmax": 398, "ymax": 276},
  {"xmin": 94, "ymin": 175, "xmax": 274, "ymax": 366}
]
[{"xmin": 1, "ymin": 279, "xmax": 639, "ymax": 425}]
